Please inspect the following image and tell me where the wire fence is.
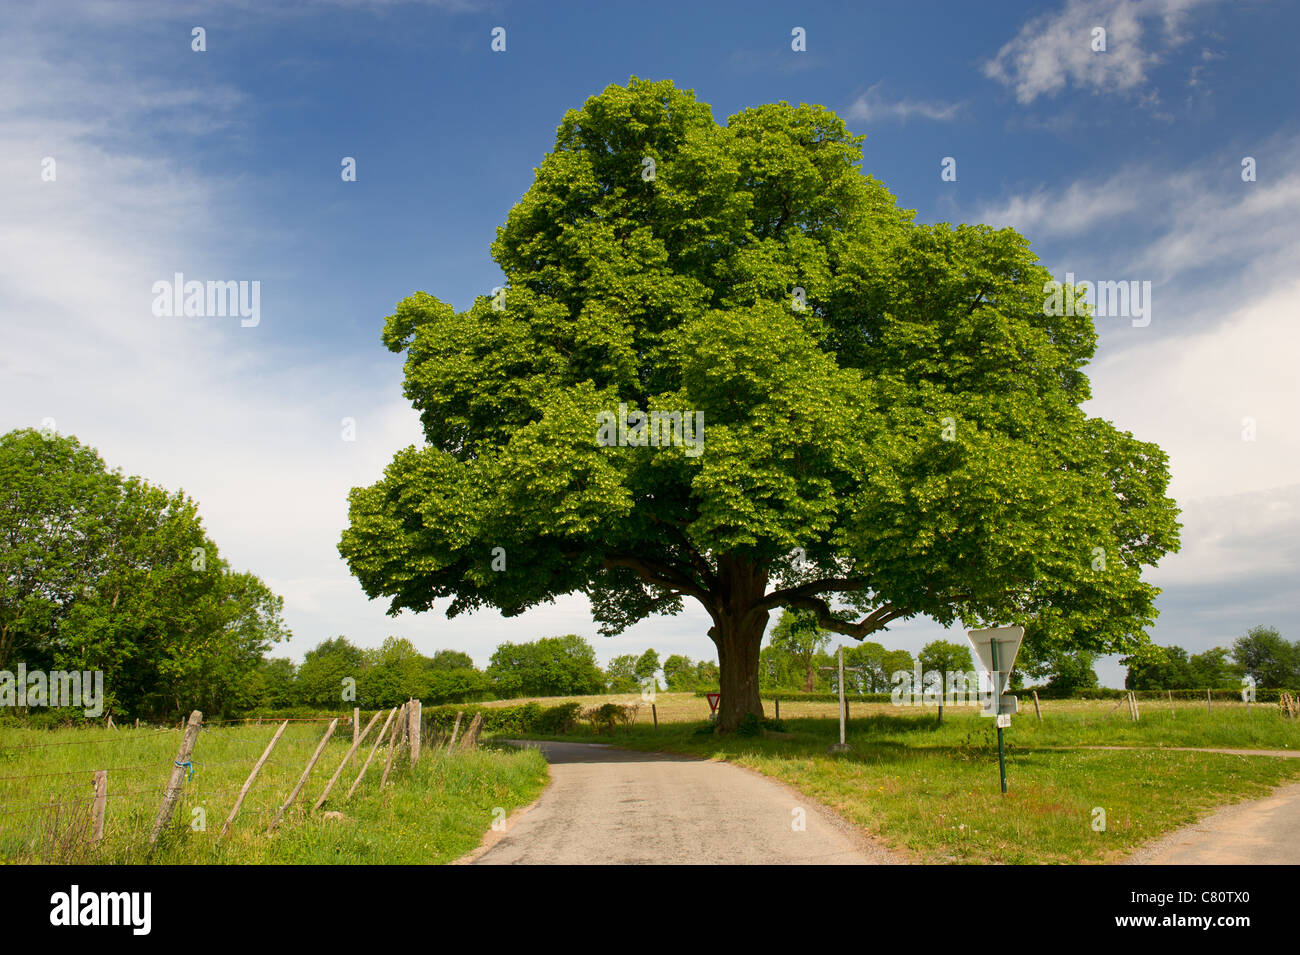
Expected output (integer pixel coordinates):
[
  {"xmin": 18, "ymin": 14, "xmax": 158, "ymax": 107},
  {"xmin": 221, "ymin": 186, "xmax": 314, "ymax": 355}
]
[{"xmin": 0, "ymin": 701, "xmax": 454, "ymax": 863}]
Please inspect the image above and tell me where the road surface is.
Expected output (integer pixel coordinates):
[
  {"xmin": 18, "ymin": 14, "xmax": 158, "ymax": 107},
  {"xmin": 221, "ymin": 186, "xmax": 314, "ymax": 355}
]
[
  {"xmin": 1127, "ymin": 780, "xmax": 1300, "ymax": 865},
  {"xmin": 464, "ymin": 740, "xmax": 901, "ymax": 865}
]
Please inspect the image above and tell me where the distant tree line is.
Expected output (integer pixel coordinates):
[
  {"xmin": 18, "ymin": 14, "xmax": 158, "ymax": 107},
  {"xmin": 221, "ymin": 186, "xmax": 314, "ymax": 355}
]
[{"xmin": 1122, "ymin": 626, "xmax": 1298, "ymax": 690}]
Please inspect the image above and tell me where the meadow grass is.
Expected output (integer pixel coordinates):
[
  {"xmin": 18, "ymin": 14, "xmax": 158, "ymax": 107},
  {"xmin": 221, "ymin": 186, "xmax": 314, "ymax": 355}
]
[
  {"xmin": 499, "ymin": 698, "xmax": 1300, "ymax": 863},
  {"xmin": 0, "ymin": 722, "xmax": 548, "ymax": 864},
  {"xmin": 486, "ymin": 690, "xmax": 1300, "ymax": 749}
]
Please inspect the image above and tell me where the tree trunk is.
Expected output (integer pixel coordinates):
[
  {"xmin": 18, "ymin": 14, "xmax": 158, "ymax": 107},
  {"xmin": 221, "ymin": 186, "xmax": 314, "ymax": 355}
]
[{"xmin": 714, "ymin": 613, "xmax": 766, "ymax": 731}]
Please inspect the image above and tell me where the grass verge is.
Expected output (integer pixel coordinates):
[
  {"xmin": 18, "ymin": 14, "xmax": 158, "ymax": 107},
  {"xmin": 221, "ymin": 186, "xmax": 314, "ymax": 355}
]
[{"xmin": 0, "ymin": 723, "xmax": 548, "ymax": 864}]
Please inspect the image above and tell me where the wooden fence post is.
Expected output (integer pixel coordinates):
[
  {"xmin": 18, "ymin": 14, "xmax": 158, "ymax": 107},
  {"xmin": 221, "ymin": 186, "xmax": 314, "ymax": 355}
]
[
  {"xmin": 221, "ymin": 719, "xmax": 288, "ymax": 837},
  {"xmin": 409, "ymin": 700, "xmax": 421, "ymax": 767},
  {"xmin": 347, "ymin": 707, "xmax": 398, "ymax": 801},
  {"xmin": 456, "ymin": 712, "xmax": 484, "ymax": 751},
  {"xmin": 380, "ymin": 703, "xmax": 408, "ymax": 788},
  {"xmin": 316, "ymin": 710, "xmax": 383, "ymax": 810},
  {"xmin": 1032, "ymin": 690, "xmax": 1042, "ymax": 722},
  {"xmin": 446, "ymin": 711, "xmax": 464, "ymax": 751},
  {"xmin": 268, "ymin": 718, "xmax": 338, "ymax": 833},
  {"xmin": 149, "ymin": 710, "xmax": 202, "ymax": 845},
  {"xmin": 91, "ymin": 770, "xmax": 107, "ymax": 844}
]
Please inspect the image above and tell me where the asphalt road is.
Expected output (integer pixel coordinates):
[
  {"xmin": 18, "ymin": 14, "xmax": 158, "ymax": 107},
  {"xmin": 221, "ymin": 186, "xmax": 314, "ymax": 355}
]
[
  {"xmin": 1127, "ymin": 780, "xmax": 1300, "ymax": 865},
  {"xmin": 465, "ymin": 740, "xmax": 901, "ymax": 865}
]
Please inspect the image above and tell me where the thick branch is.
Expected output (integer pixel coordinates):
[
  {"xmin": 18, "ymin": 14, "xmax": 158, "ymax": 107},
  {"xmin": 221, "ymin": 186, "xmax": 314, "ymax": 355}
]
[
  {"xmin": 755, "ymin": 576, "xmax": 869, "ymax": 612},
  {"xmin": 780, "ymin": 594, "xmax": 909, "ymax": 641},
  {"xmin": 601, "ymin": 554, "xmax": 712, "ymax": 606}
]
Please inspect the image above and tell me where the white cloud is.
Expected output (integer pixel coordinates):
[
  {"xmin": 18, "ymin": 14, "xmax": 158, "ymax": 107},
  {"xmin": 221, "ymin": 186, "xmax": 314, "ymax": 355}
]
[
  {"xmin": 984, "ymin": 0, "xmax": 1216, "ymax": 104},
  {"xmin": 975, "ymin": 172, "xmax": 1143, "ymax": 238},
  {"xmin": 0, "ymin": 9, "xmax": 654, "ymax": 670},
  {"xmin": 845, "ymin": 83, "xmax": 962, "ymax": 123}
]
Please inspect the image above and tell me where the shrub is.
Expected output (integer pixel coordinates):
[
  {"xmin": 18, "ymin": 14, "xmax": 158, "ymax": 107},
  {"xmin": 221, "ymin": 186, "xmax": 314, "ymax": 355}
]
[
  {"xmin": 583, "ymin": 703, "xmax": 632, "ymax": 734},
  {"xmin": 536, "ymin": 702, "xmax": 582, "ymax": 735}
]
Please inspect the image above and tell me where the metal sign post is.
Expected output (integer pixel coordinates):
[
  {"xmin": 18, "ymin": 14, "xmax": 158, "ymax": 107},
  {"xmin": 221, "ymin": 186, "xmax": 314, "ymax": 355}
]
[
  {"xmin": 968, "ymin": 625, "xmax": 1024, "ymax": 795},
  {"xmin": 991, "ymin": 638, "xmax": 1007, "ymax": 794}
]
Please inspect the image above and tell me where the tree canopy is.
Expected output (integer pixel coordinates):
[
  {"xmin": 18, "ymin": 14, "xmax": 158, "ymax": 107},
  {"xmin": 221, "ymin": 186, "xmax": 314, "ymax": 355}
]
[
  {"xmin": 340, "ymin": 78, "xmax": 1181, "ymax": 730},
  {"xmin": 0, "ymin": 428, "xmax": 289, "ymax": 719}
]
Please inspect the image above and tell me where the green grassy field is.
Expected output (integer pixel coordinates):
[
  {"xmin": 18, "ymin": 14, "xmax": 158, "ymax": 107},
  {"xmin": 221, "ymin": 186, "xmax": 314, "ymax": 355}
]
[
  {"xmin": 0, "ymin": 722, "xmax": 548, "ymax": 864},
  {"xmin": 496, "ymin": 693, "xmax": 1300, "ymax": 863}
]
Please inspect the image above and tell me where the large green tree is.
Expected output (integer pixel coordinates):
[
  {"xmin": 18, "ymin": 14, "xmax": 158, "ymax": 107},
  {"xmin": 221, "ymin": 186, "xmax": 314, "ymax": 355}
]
[
  {"xmin": 340, "ymin": 78, "xmax": 1180, "ymax": 731},
  {"xmin": 1, "ymin": 428, "xmax": 289, "ymax": 718}
]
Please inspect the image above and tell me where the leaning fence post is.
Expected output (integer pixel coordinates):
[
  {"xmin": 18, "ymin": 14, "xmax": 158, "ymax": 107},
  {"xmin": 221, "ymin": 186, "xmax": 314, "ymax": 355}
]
[
  {"xmin": 347, "ymin": 706, "xmax": 398, "ymax": 801},
  {"xmin": 91, "ymin": 770, "xmax": 108, "ymax": 844},
  {"xmin": 221, "ymin": 720, "xmax": 289, "ymax": 837},
  {"xmin": 380, "ymin": 703, "xmax": 408, "ymax": 788},
  {"xmin": 268, "ymin": 718, "xmax": 339, "ymax": 833},
  {"xmin": 150, "ymin": 710, "xmax": 202, "ymax": 845},
  {"xmin": 316, "ymin": 710, "xmax": 382, "ymax": 810}
]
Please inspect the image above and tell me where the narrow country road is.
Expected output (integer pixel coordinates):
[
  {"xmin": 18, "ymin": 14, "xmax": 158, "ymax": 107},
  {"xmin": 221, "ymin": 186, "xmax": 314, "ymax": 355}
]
[
  {"xmin": 1127, "ymin": 780, "xmax": 1300, "ymax": 865},
  {"xmin": 465, "ymin": 740, "xmax": 901, "ymax": 865}
]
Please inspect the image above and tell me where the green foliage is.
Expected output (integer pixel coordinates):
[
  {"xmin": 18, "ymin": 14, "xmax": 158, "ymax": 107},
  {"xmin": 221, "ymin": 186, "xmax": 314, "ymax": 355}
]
[
  {"xmin": 1232, "ymin": 626, "xmax": 1299, "ymax": 689},
  {"xmin": 764, "ymin": 610, "xmax": 831, "ymax": 691},
  {"xmin": 296, "ymin": 636, "xmax": 365, "ymax": 707},
  {"xmin": 918, "ymin": 640, "xmax": 974, "ymax": 678},
  {"xmin": 0, "ymin": 429, "xmax": 289, "ymax": 720},
  {"xmin": 582, "ymin": 702, "xmax": 637, "ymax": 734},
  {"xmin": 536, "ymin": 701, "xmax": 583, "ymax": 734},
  {"xmin": 604, "ymin": 653, "xmax": 640, "ymax": 692},
  {"xmin": 1189, "ymin": 647, "xmax": 1237, "ymax": 689},
  {"xmin": 487, "ymin": 634, "xmax": 605, "ymax": 698},
  {"xmin": 842, "ymin": 642, "xmax": 914, "ymax": 694},
  {"xmin": 1122, "ymin": 643, "xmax": 1193, "ymax": 690},
  {"xmin": 634, "ymin": 648, "xmax": 660, "ymax": 682},
  {"xmin": 340, "ymin": 78, "xmax": 1182, "ymax": 729}
]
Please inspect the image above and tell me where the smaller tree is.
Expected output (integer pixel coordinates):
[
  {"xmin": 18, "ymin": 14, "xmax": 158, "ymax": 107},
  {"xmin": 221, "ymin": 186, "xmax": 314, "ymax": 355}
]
[
  {"xmin": 767, "ymin": 610, "xmax": 830, "ymax": 692},
  {"xmin": 605, "ymin": 654, "xmax": 640, "ymax": 692},
  {"xmin": 634, "ymin": 648, "xmax": 661, "ymax": 687},
  {"xmin": 252, "ymin": 657, "xmax": 298, "ymax": 709},
  {"xmin": 663, "ymin": 654, "xmax": 696, "ymax": 691},
  {"xmin": 918, "ymin": 640, "xmax": 974, "ymax": 724},
  {"xmin": 429, "ymin": 649, "xmax": 476, "ymax": 671},
  {"xmin": 1188, "ymin": 646, "xmax": 1237, "ymax": 689},
  {"xmin": 1232, "ymin": 626, "xmax": 1298, "ymax": 688},
  {"xmin": 487, "ymin": 635, "xmax": 605, "ymax": 698},
  {"xmin": 297, "ymin": 636, "xmax": 365, "ymax": 707},
  {"xmin": 1122, "ymin": 643, "xmax": 1193, "ymax": 690},
  {"xmin": 693, "ymin": 659, "xmax": 720, "ymax": 689}
]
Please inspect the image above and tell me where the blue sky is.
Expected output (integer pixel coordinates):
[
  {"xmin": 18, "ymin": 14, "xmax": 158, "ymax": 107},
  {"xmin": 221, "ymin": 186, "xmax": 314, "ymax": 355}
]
[{"xmin": 3, "ymin": 0, "xmax": 1298, "ymax": 686}]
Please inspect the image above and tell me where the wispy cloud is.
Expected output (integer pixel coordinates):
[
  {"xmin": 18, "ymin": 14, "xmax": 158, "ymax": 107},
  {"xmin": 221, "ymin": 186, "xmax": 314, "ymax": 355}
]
[
  {"xmin": 984, "ymin": 0, "xmax": 1217, "ymax": 104},
  {"xmin": 844, "ymin": 83, "xmax": 962, "ymax": 123}
]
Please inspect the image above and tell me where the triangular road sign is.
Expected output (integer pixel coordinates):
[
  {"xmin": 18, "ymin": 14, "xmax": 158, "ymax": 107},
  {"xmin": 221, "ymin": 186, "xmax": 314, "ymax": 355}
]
[{"xmin": 967, "ymin": 626, "xmax": 1025, "ymax": 678}]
